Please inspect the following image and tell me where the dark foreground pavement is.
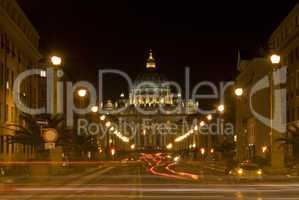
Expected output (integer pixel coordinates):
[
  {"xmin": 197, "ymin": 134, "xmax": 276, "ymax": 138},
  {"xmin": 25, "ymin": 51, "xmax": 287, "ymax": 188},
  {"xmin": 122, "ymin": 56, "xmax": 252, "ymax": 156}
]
[{"xmin": 1, "ymin": 162, "xmax": 299, "ymax": 200}]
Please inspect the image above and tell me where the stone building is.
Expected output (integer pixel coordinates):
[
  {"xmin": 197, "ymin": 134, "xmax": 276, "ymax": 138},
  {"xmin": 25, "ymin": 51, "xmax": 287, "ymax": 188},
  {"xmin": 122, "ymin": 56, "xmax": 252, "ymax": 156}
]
[
  {"xmin": 269, "ymin": 2, "xmax": 299, "ymax": 161},
  {"xmin": 0, "ymin": 0, "xmax": 41, "ymax": 161},
  {"xmin": 235, "ymin": 58, "xmax": 272, "ymax": 162}
]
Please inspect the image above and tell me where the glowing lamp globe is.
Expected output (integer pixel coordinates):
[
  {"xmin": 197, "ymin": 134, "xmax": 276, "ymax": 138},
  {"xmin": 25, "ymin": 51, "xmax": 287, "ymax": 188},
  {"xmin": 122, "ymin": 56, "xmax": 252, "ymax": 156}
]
[
  {"xmin": 42, "ymin": 128, "xmax": 58, "ymax": 143},
  {"xmin": 51, "ymin": 56, "xmax": 62, "ymax": 66},
  {"xmin": 270, "ymin": 54, "xmax": 280, "ymax": 65}
]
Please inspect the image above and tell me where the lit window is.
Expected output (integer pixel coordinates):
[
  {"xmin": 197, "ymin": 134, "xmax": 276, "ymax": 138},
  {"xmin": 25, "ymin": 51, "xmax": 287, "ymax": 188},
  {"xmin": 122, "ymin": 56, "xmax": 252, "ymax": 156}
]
[
  {"xmin": 6, "ymin": 81, "xmax": 9, "ymax": 90},
  {"xmin": 40, "ymin": 70, "xmax": 46, "ymax": 77}
]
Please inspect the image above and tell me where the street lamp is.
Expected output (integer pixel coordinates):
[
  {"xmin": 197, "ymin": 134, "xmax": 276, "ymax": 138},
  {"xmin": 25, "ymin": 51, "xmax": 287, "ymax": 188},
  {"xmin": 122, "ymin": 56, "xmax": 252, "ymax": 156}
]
[
  {"xmin": 269, "ymin": 53, "xmax": 285, "ymax": 169},
  {"xmin": 91, "ymin": 106, "xmax": 98, "ymax": 113},
  {"xmin": 262, "ymin": 146, "xmax": 268, "ymax": 154},
  {"xmin": 166, "ymin": 143, "xmax": 173, "ymax": 150},
  {"xmin": 207, "ymin": 114, "xmax": 212, "ymax": 121},
  {"xmin": 100, "ymin": 115, "xmax": 106, "ymax": 121},
  {"xmin": 174, "ymin": 156, "xmax": 180, "ymax": 162},
  {"xmin": 111, "ymin": 148, "xmax": 116, "ymax": 156},
  {"xmin": 51, "ymin": 56, "xmax": 62, "ymax": 66},
  {"xmin": 142, "ymin": 129, "xmax": 146, "ymax": 135},
  {"xmin": 78, "ymin": 89, "xmax": 87, "ymax": 97},
  {"xmin": 200, "ymin": 148, "xmax": 205, "ymax": 155},
  {"xmin": 217, "ymin": 104, "xmax": 225, "ymax": 113},
  {"xmin": 234, "ymin": 88, "xmax": 244, "ymax": 97},
  {"xmin": 200, "ymin": 121, "xmax": 205, "ymax": 127},
  {"xmin": 130, "ymin": 144, "xmax": 136, "ymax": 150},
  {"xmin": 270, "ymin": 54, "xmax": 281, "ymax": 65},
  {"xmin": 105, "ymin": 121, "xmax": 112, "ymax": 128}
]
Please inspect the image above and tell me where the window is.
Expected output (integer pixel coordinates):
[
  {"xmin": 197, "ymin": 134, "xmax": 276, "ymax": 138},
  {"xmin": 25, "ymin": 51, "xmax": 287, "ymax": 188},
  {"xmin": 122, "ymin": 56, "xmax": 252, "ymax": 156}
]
[
  {"xmin": 11, "ymin": 107, "xmax": 14, "ymax": 122},
  {"xmin": 5, "ymin": 104, "xmax": 8, "ymax": 121},
  {"xmin": 296, "ymin": 47, "xmax": 299, "ymax": 60},
  {"xmin": 11, "ymin": 70, "xmax": 14, "ymax": 88},
  {"xmin": 289, "ymin": 52, "xmax": 294, "ymax": 65},
  {"xmin": 6, "ymin": 81, "xmax": 9, "ymax": 90},
  {"xmin": 40, "ymin": 70, "xmax": 46, "ymax": 77},
  {"xmin": 6, "ymin": 136, "xmax": 9, "ymax": 154},
  {"xmin": 11, "ymin": 142, "xmax": 14, "ymax": 154},
  {"xmin": 0, "ymin": 62, "xmax": 3, "ymax": 80},
  {"xmin": 0, "ymin": 136, "xmax": 3, "ymax": 153}
]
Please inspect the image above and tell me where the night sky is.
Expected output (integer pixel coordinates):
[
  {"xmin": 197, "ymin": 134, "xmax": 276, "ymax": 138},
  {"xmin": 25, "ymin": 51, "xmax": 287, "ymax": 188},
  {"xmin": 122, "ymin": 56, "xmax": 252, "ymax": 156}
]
[{"xmin": 18, "ymin": 0, "xmax": 298, "ymax": 101}]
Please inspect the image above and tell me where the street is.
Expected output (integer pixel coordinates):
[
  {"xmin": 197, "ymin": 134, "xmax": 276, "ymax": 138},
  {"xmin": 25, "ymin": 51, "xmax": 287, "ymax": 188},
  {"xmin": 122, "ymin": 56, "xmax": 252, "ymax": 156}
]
[{"xmin": 1, "ymin": 154, "xmax": 299, "ymax": 200}]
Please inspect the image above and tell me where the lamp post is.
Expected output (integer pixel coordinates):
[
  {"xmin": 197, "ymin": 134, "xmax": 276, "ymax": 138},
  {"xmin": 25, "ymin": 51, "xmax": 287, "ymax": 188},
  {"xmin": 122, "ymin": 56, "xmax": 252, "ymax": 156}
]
[
  {"xmin": 234, "ymin": 87, "xmax": 244, "ymax": 162},
  {"xmin": 217, "ymin": 104, "xmax": 225, "ymax": 137},
  {"xmin": 76, "ymin": 89, "xmax": 88, "ymax": 110},
  {"xmin": 269, "ymin": 54, "xmax": 285, "ymax": 170},
  {"xmin": 49, "ymin": 55, "xmax": 62, "ymax": 114}
]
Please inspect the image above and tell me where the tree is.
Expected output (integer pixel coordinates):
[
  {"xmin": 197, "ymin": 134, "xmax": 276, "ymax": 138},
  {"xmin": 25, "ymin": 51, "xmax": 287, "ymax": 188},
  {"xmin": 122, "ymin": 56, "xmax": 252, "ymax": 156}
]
[
  {"xmin": 2, "ymin": 113, "xmax": 44, "ymax": 150},
  {"xmin": 1, "ymin": 112, "xmax": 100, "ymax": 160},
  {"xmin": 1, "ymin": 113, "xmax": 67, "ymax": 154},
  {"xmin": 215, "ymin": 139, "xmax": 236, "ymax": 171}
]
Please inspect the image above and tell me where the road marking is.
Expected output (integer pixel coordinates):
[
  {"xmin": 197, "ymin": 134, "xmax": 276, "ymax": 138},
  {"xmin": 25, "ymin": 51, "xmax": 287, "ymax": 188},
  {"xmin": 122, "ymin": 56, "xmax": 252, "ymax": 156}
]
[
  {"xmin": 21, "ymin": 166, "xmax": 114, "ymax": 200},
  {"xmin": 2, "ymin": 194, "xmax": 299, "ymax": 200}
]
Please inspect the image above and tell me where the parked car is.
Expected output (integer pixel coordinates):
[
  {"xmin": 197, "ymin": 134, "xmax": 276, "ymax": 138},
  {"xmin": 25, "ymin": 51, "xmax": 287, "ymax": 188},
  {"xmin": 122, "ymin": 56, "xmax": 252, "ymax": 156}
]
[{"xmin": 229, "ymin": 162, "xmax": 263, "ymax": 181}]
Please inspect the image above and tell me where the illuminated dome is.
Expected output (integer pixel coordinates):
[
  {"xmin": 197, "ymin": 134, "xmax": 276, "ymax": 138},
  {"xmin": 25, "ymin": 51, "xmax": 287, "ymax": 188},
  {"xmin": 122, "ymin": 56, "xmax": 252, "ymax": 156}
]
[
  {"xmin": 129, "ymin": 50, "xmax": 173, "ymax": 107},
  {"xmin": 134, "ymin": 70, "xmax": 167, "ymax": 86}
]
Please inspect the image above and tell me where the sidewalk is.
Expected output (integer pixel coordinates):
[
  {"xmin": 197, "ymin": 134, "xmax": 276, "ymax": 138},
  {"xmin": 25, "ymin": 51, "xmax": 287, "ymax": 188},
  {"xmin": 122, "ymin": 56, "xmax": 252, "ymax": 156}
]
[{"xmin": 0, "ymin": 164, "xmax": 106, "ymax": 185}]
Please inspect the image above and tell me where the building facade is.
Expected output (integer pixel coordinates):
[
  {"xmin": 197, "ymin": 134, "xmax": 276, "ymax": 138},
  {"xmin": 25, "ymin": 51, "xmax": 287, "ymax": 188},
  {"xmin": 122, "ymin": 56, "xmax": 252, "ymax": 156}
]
[
  {"xmin": 0, "ymin": 0, "xmax": 41, "ymax": 161},
  {"xmin": 268, "ymin": 2, "xmax": 299, "ymax": 160},
  {"xmin": 100, "ymin": 51, "xmax": 201, "ymax": 153},
  {"xmin": 235, "ymin": 58, "xmax": 272, "ymax": 162}
]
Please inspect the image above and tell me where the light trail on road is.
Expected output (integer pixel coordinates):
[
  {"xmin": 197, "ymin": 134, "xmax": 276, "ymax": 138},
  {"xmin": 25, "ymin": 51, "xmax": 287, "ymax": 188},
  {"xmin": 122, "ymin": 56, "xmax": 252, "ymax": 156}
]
[
  {"xmin": 141, "ymin": 153, "xmax": 200, "ymax": 181},
  {"xmin": 165, "ymin": 163, "xmax": 200, "ymax": 180}
]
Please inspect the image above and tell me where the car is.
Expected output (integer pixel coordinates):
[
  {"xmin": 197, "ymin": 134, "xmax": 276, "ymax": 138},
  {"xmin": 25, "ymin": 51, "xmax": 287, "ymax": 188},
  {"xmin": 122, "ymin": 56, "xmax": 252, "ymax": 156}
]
[{"xmin": 229, "ymin": 163, "xmax": 263, "ymax": 181}]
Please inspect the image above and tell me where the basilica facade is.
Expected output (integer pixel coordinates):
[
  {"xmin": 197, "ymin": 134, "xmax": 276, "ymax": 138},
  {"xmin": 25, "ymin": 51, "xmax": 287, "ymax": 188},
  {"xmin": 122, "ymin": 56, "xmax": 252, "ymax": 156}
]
[{"xmin": 107, "ymin": 50, "xmax": 199, "ymax": 151}]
